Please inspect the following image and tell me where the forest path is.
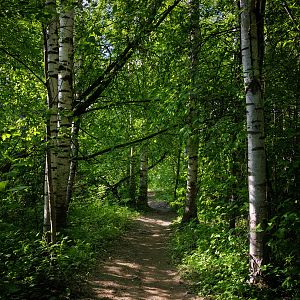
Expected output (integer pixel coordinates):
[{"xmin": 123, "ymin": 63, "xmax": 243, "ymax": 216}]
[{"xmin": 81, "ymin": 192, "xmax": 201, "ymax": 300}]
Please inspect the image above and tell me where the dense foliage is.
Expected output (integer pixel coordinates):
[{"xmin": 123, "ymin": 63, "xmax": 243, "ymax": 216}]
[
  {"xmin": 0, "ymin": 190, "xmax": 136, "ymax": 299},
  {"xmin": 0, "ymin": 0, "xmax": 299, "ymax": 299}
]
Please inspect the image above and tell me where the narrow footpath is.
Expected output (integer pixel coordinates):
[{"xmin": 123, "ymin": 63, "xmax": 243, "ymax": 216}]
[{"xmin": 82, "ymin": 194, "xmax": 201, "ymax": 300}]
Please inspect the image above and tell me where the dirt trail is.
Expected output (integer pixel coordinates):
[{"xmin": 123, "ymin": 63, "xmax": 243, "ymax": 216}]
[{"xmin": 82, "ymin": 194, "xmax": 201, "ymax": 300}]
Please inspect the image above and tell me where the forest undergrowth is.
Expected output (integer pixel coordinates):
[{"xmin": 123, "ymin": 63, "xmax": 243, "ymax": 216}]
[
  {"xmin": 170, "ymin": 217, "xmax": 299, "ymax": 300},
  {"xmin": 0, "ymin": 186, "xmax": 299, "ymax": 300},
  {"xmin": 0, "ymin": 190, "xmax": 137, "ymax": 300}
]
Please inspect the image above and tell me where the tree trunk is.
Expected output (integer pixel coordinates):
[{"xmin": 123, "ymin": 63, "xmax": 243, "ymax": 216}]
[
  {"xmin": 66, "ymin": 118, "xmax": 80, "ymax": 205},
  {"xmin": 128, "ymin": 111, "xmax": 137, "ymax": 205},
  {"xmin": 55, "ymin": 2, "xmax": 74, "ymax": 230},
  {"xmin": 182, "ymin": 134, "xmax": 199, "ymax": 223},
  {"xmin": 66, "ymin": 0, "xmax": 83, "ymax": 206},
  {"xmin": 43, "ymin": 0, "xmax": 59, "ymax": 242},
  {"xmin": 182, "ymin": 0, "xmax": 200, "ymax": 224},
  {"xmin": 240, "ymin": 0, "xmax": 267, "ymax": 284},
  {"xmin": 173, "ymin": 143, "xmax": 182, "ymax": 201},
  {"xmin": 129, "ymin": 146, "xmax": 137, "ymax": 204},
  {"xmin": 138, "ymin": 145, "xmax": 148, "ymax": 208}
]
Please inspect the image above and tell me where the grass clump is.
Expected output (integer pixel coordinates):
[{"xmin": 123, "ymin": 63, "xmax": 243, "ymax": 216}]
[
  {"xmin": 66, "ymin": 196, "xmax": 138, "ymax": 254},
  {"xmin": 0, "ymin": 228, "xmax": 93, "ymax": 299}
]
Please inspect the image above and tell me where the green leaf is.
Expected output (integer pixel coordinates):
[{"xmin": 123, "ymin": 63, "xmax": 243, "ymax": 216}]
[
  {"xmin": 8, "ymin": 185, "xmax": 29, "ymax": 192},
  {"xmin": 1, "ymin": 133, "xmax": 11, "ymax": 141},
  {"xmin": 0, "ymin": 181, "xmax": 9, "ymax": 191}
]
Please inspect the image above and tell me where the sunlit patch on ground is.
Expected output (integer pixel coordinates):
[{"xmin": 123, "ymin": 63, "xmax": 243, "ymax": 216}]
[{"xmin": 81, "ymin": 196, "xmax": 202, "ymax": 300}]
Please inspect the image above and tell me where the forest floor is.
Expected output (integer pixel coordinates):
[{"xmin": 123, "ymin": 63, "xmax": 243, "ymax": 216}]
[{"xmin": 81, "ymin": 192, "xmax": 202, "ymax": 300}]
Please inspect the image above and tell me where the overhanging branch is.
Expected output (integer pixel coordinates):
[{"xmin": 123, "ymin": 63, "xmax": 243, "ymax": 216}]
[
  {"xmin": 0, "ymin": 47, "xmax": 46, "ymax": 85},
  {"xmin": 85, "ymin": 99, "xmax": 156, "ymax": 113},
  {"xmin": 73, "ymin": 0, "xmax": 182, "ymax": 116},
  {"xmin": 75, "ymin": 126, "xmax": 175, "ymax": 161}
]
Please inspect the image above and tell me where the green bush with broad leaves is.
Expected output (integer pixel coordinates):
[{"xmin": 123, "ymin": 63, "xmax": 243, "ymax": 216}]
[{"xmin": 170, "ymin": 218, "xmax": 300, "ymax": 299}]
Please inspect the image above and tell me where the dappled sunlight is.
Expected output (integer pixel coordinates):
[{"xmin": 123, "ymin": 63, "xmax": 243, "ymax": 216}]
[{"xmin": 82, "ymin": 202, "xmax": 201, "ymax": 300}]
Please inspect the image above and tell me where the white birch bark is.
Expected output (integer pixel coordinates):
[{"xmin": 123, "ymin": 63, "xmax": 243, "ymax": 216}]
[
  {"xmin": 56, "ymin": 1, "xmax": 74, "ymax": 230},
  {"xmin": 66, "ymin": 0, "xmax": 83, "ymax": 206},
  {"xmin": 43, "ymin": 0, "xmax": 59, "ymax": 242},
  {"xmin": 66, "ymin": 118, "xmax": 80, "ymax": 205},
  {"xmin": 182, "ymin": 0, "xmax": 199, "ymax": 223},
  {"xmin": 240, "ymin": 0, "xmax": 267, "ymax": 283}
]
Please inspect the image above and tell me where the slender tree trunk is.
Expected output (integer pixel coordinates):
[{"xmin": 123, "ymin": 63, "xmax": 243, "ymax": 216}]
[
  {"xmin": 293, "ymin": 59, "xmax": 300, "ymax": 198},
  {"xmin": 240, "ymin": 0, "xmax": 267, "ymax": 284},
  {"xmin": 174, "ymin": 143, "xmax": 182, "ymax": 201},
  {"xmin": 138, "ymin": 145, "xmax": 148, "ymax": 208},
  {"xmin": 44, "ymin": 151, "xmax": 57, "ymax": 243},
  {"xmin": 43, "ymin": 0, "xmax": 59, "ymax": 242},
  {"xmin": 182, "ymin": 134, "xmax": 199, "ymax": 223},
  {"xmin": 66, "ymin": 0, "xmax": 83, "ymax": 206},
  {"xmin": 56, "ymin": 2, "xmax": 74, "ymax": 230},
  {"xmin": 129, "ymin": 146, "xmax": 137, "ymax": 204},
  {"xmin": 182, "ymin": 0, "xmax": 200, "ymax": 224},
  {"xmin": 66, "ymin": 118, "xmax": 80, "ymax": 205},
  {"xmin": 43, "ymin": 166, "xmax": 50, "ymax": 235},
  {"xmin": 128, "ymin": 111, "xmax": 137, "ymax": 205}
]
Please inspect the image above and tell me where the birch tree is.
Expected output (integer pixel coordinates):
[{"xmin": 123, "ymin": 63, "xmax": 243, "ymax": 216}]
[
  {"xmin": 56, "ymin": 0, "xmax": 75, "ymax": 230},
  {"xmin": 43, "ymin": 0, "xmax": 75, "ymax": 234},
  {"xmin": 43, "ymin": 0, "xmax": 59, "ymax": 242},
  {"xmin": 182, "ymin": 0, "xmax": 200, "ymax": 224},
  {"xmin": 240, "ymin": 0, "xmax": 267, "ymax": 284}
]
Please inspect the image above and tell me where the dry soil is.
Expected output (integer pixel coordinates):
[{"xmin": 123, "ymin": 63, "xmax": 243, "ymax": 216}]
[{"xmin": 81, "ymin": 194, "xmax": 202, "ymax": 300}]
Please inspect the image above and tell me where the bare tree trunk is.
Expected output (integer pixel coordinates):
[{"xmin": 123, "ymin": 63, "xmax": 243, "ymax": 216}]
[
  {"xmin": 173, "ymin": 142, "xmax": 182, "ymax": 201},
  {"xmin": 293, "ymin": 57, "xmax": 300, "ymax": 199},
  {"xmin": 240, "ymin": 0, "xmax": 267, "ymax": 284},
  {"xmin": 128, "ymin": 111, "xmax": 137, "ymax": 205},
  {"xmin": 182, "ymin": 0, "xmax": 199, "ymax": 224},
  {"xmin": 66, "ymin": 118, "xmax": 80, "ymax": 205},
  {"xmin": 129, "ymin": 146, "xmax": 137, "ymax": 204},
  {"xmin": 138, "ymin": 145, "xmax": 148, "ymax": 208},
  {"xmin": 66, "ymin": 0, "xmax": 83, "ymax": 206},
  {"xmin": 44, "ymin": 151, "xmax": 57, "ymax": 243},
  {"xmin": 56, "ymin": 1, "xmax": 74, "ymax": 230},
  {"xmin": 182, "ymin": 134, "xmax": 199, "ymax": 223},
  {"xmin": 43, "ymin": 0, "xmax": 59, "ymax": 243}
]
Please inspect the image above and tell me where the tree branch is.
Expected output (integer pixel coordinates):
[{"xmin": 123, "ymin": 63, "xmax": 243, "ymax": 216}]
[
  {"xmin": 73, "ymin": 0, "xmax": 182, "ymax": 116},
  {"xmin": 0, "ymin": 47, "xmax": 46, "ymax": 86},
  {"xmin": 85, "ymin": 99, "xmax": 156, "ymax": 113},
  {"xmin": 282, "ymin": 1, "xmax": 300, "ymax": 33},
  {"xmin": 75, "ymin": 126, "xmax": 175, "ymax": 160}
]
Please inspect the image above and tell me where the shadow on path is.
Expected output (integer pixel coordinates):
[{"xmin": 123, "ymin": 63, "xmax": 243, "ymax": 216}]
[{"xmin": 81, "ymin": 194, "xmax": 201, "ymax": 300}]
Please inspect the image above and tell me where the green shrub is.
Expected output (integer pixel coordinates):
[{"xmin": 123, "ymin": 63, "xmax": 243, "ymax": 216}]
[
  {"xmin": 171, "ymin": 222, "xmax": 250, "ymax": 299},
  {"xmin": 0, "ymin": 229, "xmax": 94, "ymax": 299},
  {"xmin": 0, "ymin": 195, "xmax": 137, "ymax": 299}
]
